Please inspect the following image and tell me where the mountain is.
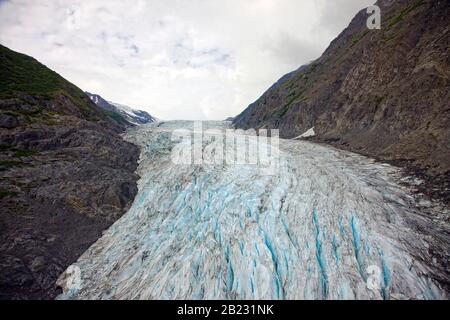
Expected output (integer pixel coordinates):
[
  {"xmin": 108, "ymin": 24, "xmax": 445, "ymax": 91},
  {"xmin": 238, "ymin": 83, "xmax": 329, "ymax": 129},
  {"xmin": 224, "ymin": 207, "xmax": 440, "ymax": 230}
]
[
  {"xmin": 0, "ymin": 44, "xmax": 140, "ymax": 299},
  {"xmin": 233, "ymin": 0, "xmax": 449, "ymax": 202},
  {"xmin": 85, "ymin": 92, "xmax": 156, "ymax": 126}
]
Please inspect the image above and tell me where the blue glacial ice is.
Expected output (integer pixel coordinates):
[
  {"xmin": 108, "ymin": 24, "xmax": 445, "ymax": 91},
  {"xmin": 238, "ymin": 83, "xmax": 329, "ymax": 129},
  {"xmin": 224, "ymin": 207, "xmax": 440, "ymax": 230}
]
[{"xmin": 57, "ymin": 121, "xmax": 449, "ymax": 300}]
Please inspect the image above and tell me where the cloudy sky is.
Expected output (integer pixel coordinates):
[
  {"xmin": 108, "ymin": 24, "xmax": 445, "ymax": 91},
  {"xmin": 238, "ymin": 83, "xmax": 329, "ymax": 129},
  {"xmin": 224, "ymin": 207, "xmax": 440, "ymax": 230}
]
[{"xmin": 0, "ymin": 0, "xmax": 374, "ymax": 120}]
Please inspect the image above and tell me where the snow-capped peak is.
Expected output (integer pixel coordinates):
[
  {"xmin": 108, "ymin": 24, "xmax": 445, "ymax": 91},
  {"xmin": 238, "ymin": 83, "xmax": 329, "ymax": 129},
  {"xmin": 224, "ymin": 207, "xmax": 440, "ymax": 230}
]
[{"xmin": 86, "ymin": 92, "xmax": 157, "ymax": 126}]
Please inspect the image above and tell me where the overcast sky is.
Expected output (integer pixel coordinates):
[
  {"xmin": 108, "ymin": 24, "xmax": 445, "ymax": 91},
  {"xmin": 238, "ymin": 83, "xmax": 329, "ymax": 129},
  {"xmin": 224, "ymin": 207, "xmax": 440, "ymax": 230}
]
[{"xmin": 0, "ymin": 0, "xmax": 374, "ymax": 120}]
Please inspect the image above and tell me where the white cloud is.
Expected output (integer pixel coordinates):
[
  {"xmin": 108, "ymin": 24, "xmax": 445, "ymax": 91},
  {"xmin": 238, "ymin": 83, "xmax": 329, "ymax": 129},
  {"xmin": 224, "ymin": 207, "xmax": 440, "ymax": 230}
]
[{"xmin": 0, "ymin": 0, "xmax": 374, "ymax": 120}]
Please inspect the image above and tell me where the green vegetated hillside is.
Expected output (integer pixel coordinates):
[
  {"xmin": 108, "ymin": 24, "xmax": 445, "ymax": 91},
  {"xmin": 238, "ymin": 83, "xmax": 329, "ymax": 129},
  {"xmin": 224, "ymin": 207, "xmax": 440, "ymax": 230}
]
[{"xmin": 0, "ymin": 43, "xmax": 127, "ymax": 126}]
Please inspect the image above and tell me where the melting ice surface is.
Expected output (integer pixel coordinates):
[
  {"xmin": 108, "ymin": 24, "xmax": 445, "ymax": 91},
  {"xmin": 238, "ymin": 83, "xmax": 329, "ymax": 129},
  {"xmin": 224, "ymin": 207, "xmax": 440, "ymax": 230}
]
[{"xmin": 58, "ymin": 121, "xmax": 449, "ymax": 300}]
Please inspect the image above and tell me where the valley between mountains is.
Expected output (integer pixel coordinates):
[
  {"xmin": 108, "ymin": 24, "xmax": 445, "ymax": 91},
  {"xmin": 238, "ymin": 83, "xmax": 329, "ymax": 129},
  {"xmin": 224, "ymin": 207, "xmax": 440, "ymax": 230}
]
[{"xmin": 1, "ymin": 0, "xmax": 448, "ymax": 300}]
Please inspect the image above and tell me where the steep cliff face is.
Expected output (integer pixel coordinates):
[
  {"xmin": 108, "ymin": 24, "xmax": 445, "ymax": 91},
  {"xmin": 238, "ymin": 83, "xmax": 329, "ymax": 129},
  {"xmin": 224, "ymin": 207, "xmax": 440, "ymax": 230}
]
[
  {"xmin": 0, "ymin": 44, "xmax": 140, "ymax": 299},
  {"xmin": 233, "ymin": 0, "xmax": 450, "ymax": 200}
]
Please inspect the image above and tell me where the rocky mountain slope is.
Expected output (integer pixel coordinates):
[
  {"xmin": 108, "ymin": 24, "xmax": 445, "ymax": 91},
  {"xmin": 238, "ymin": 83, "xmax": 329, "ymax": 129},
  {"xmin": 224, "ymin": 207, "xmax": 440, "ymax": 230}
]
[
  {"xmin": 233, "ymin": 0, "xmax": 449, "ymax": 202},
  {"xmin": 0, "ymin": 44, "xmax": 140, "ymax": 299},
  {"xmin": 85, "ymin": 92, "xmax": 156, "ymax": 126}
]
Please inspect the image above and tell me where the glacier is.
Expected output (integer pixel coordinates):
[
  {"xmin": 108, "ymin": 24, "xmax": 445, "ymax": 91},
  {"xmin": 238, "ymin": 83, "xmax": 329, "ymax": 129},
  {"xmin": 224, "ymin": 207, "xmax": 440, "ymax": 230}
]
[{"xmin": 57, "ymin": 121, "xmax": 449, "ymax": 300}]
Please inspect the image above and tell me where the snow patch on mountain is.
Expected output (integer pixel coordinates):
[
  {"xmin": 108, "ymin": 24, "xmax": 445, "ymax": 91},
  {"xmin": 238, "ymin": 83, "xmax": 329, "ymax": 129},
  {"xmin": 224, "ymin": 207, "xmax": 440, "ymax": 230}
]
[
  {"xmin": 295, "ymin": 127, "xmax": 315, "ymax": 139},
  {"xmin": 86, "ymin": 92, "xmax": 157, "ymax": 126}
]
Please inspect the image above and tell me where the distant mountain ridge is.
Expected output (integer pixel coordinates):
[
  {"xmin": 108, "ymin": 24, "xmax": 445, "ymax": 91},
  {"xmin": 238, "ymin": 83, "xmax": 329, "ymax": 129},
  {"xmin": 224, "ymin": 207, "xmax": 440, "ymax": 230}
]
[{"xmin": 85, "ymin": 92, "xmax": 156, "ymax": 126}]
